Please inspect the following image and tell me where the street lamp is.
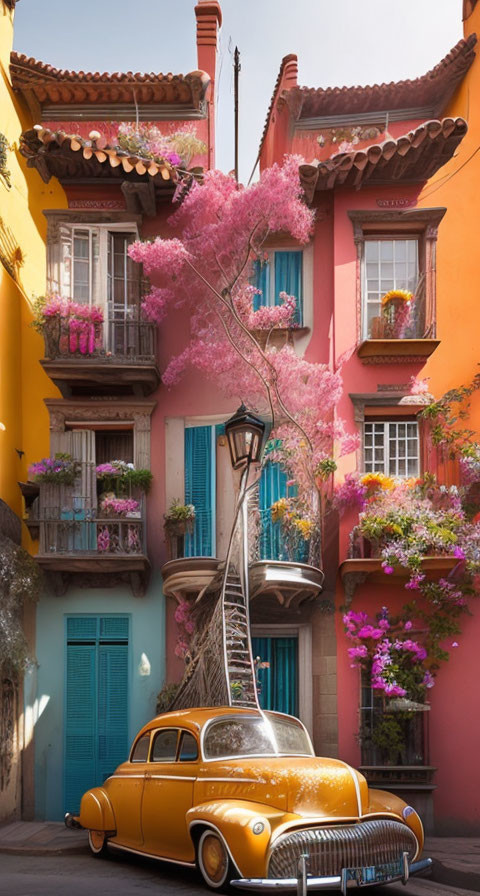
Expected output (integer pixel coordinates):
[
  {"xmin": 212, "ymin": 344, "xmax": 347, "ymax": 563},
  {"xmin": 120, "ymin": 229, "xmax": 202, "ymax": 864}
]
[{"xmin": 224, "ymin": 403, "xmax": 266, "ymax": 470}]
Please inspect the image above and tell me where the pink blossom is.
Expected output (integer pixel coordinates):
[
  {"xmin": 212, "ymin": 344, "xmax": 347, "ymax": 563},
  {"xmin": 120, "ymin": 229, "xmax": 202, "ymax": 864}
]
[
  {"xmin": 404, "ymin": 620, "xmax": 413, "ymax": 630},
  {"xmin": 383, "ymin": 565, "xmax": 395, "ymax": 575}
]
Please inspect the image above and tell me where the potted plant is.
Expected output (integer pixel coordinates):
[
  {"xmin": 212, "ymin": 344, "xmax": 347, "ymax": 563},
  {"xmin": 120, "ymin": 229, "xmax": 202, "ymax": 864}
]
[
  {"xmin": 99, "ymin": 496, "xmax": 141, "ymax": 518},
  {"xmin": 28, "ymin": 453, "xmax": 80, "ymax": 486},
  {"xmin": 164, "ymin": 499, "xmax": 195, "ymax": 560},
  {"xmin": 380, "ymin": 289, "xmax": 414, "ymax": 339},
  {"xmin": 96, "ymin": 461, "xmax": 153, "ymax": 495}
]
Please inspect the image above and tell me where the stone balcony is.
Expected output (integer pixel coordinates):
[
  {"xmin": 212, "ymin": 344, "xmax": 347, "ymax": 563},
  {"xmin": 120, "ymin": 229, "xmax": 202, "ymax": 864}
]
[{"xmin": 161, "ymin": 555, "xmax": 324, "ymax": 610}]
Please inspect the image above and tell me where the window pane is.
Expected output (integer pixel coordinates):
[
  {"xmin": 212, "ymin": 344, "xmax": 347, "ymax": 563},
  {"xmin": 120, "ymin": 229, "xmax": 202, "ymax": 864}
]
[
  {"xmin": 131, "ymin": 733, "xmax": 150, "ymax": 762},
  {"xmin": 380, "ymin": 241, "xmax": 393, "ymax": 260},
  {"xmin": 73, "ymin": 232, "xmax": 90, "ymax": 304},
  {"xmin": 178, "ymin": 731, "xmax": 198, "ymax": 762},
  {"xmin": 152, "ymin": 729, "xmax": 178, "ymax": 762},
  {"xmin": 365, "ymin": 241, "xmax": 379, "ymax": 261}
]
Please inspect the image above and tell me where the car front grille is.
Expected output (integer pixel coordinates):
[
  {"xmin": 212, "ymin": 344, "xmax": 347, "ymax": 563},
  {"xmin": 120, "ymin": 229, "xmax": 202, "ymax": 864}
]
[{"xmin": 268, "ymin": 819, "xmax": 417, "ymax": 879}]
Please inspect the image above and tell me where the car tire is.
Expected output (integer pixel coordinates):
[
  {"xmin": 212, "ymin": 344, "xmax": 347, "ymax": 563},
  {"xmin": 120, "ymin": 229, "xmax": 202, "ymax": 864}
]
[
  {"xmin": 197, "ymin": 829, "xmax": 233, "ymax": 890},
  {"xmin": 88, "ymin": 829, "xmax": 108, "ymax": 857}
]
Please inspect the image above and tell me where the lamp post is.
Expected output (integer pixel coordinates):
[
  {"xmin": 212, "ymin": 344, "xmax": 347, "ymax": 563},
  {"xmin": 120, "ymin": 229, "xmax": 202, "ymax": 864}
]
[
  {"xmin": 223, "ymin": 405, "xmax": 267, "ymax": 707},
  {"xmin": 171, "ymin": 405, "xmax": 267, "ymax": 711},
  {"xmin": 224, "ymin": 403, "xmax": 266, "ymax": 471}
]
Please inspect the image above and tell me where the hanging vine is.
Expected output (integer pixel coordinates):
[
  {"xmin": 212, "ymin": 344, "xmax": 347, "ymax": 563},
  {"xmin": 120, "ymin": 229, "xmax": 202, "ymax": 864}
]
[
  {"xmin": 0, "ymin": 134, "xmax": 12, "ymax": 189},
  {"xmin": 0, "ymin": 534, "xmax": 42, "ymax": 790}
]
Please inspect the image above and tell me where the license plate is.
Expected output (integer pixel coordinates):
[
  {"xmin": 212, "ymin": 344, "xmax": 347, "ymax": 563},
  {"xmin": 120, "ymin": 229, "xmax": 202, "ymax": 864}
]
[{"xmin": 344, "ymin": 857, "xmax": 404, "ymax": 886}]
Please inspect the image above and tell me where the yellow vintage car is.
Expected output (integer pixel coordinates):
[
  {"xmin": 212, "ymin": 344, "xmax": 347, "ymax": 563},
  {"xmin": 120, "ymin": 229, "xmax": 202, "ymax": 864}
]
[{"xmin": 65, "ymin": 706, "xmax": 432, "ymax": 892}]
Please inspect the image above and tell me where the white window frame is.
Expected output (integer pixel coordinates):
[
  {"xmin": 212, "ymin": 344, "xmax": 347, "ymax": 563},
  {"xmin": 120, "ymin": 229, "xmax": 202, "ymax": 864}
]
[
  {"xmin": 255, "ymin": 245, "xmax": 314, "ymax": 340},
  {"xmin": 362, "ymin": 236, "xmax": 419, "ymax": 339},
  {"xmin": 259, "ymin": 248, "xmax": 304, "ymax": 310},
  {"xmin": 58, "ymin": 221, "xmax": 139, "ymax": 306},
  {"xmin": 363, "ymin": 420, "xmax": 420, "ymax": 478}
]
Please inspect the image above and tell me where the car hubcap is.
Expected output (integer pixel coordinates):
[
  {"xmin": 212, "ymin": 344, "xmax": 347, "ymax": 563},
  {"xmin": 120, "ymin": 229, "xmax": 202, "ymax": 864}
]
[{"xmin": 201, "ymin": 834, "xmax": 227, "ymax": 883}]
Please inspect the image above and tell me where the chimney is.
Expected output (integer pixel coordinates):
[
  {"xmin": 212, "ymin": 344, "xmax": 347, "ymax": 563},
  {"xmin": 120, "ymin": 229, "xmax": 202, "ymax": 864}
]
[
  {"xmin": 195, "ymin": 1, "xmax": 222, "ymax": 80},
  {"xmin": 195, "ymin": 1, "xmax": 222, "ymax": 170},
  {"xmin": 282, "ymin": 54, "xmax": 298, "ymax": 90}
]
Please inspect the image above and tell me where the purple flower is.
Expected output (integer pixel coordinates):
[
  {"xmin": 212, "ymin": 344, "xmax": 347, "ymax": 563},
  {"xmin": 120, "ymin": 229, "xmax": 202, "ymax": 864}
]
[
  {"xmin": 423, "ymin": 671, "xmax": 435, "ymax": 689},
  {"xmin": 347, "ymin": 645, "xmax": 368, "ymax": 659},
  {"xmin": 404, "ymin": 620, "xmax": 413, "ymax": 630},
  {"xmin": 452, "ymin": 641, "xmax": 459, "ymax": 648},
  {"xmin": 165, "ymin": 151, "xmax": 182, "ymax": 167},
  {"xmin": 454, "ymin": 546, "xmax": 465, "ymax": 559},
  {"xmin": 383, "ymin": 565, "xmax": 394, "ymax": 575}
]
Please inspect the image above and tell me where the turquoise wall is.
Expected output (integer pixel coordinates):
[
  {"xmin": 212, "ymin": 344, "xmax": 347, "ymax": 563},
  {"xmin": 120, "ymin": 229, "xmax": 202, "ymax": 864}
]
[{"xmin": 31, "ymin": 575, "xmax": 165, "ymax": 821}]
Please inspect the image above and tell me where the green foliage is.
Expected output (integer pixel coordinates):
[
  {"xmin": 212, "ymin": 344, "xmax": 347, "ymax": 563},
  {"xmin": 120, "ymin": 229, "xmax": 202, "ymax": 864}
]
[
  {"xmin": 164, "ymin": 499, "xmax": 195, "ymax": 523},
  {"xmin": 30, "ymin": 295, "xmax": 47, "ymax": 334},
  {"xmin": 0, "ymin": 535, "xmax": 42, "ymax": 679},
  {"xmin": 0, "ymin": 133, "xmax": 12, "ymax": 188},
  {"xmin": 367, "ymin": 713, "xmax": 413, "ymax": 765},
  {"xmin": 421, "ymin": 371, "xmax": 480, "ymax": 456},
  {"xmin": 122, "ymin": 469, "xmax": 153, "ymax": 493},
  {"xmin": 315, "ymin": 457, "xmax": 337, "ymax": 480},
  {"xmin": 156, "ymin": 682, "xmax": 180, "ymax": 714}
]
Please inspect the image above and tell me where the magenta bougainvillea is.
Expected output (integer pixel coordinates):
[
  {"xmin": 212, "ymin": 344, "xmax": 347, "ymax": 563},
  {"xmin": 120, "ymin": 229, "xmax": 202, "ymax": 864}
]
[{"xmin": 344, "ymin": 607, "xmax": 432, "ymax": 701}]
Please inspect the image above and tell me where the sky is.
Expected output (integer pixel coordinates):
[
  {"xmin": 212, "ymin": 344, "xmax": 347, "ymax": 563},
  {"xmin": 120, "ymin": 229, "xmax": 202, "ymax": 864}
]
[{"xmin": 12, "ymin": 0, "xmax": 463, "ymax": 183}]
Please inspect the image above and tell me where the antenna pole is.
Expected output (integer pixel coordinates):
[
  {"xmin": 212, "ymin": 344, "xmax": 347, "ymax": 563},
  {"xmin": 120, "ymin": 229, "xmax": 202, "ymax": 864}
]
[{"xmin": 234, "ymin": 46, "xmax": 240, "ymax": 182}]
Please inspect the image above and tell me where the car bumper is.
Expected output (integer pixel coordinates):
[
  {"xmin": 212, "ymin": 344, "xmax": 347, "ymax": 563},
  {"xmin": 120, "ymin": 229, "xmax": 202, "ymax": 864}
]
[{"xmin": 230, "ymin": 856, "xmax": 433, "ymax": 892}]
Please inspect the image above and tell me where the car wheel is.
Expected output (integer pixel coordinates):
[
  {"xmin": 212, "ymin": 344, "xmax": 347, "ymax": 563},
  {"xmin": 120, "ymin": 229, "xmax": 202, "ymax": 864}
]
[
  {"xmin": 88, "ymin": 829, "xmax": 108, "ymax": 857},
  {"xmin": 197, "ymin": 829, "xmax": 232, "ymax": 890}
]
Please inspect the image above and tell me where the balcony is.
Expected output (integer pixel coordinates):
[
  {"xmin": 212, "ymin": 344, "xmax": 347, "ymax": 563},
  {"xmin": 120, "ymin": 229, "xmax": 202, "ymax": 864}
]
[
  {"xmin": 357, "ymin": 278, "xmax": 439, "ymax": 364},
  {"xmin": 40, "ymin": 313, "xmax": 160, "ymax": 396},
  {"xmin": 160, "ymin": 512, "xmax": 324, "ymax": 611},
  {"xmin": 31, "ymin": 495, "xmax": 150, "ymax": 596}
]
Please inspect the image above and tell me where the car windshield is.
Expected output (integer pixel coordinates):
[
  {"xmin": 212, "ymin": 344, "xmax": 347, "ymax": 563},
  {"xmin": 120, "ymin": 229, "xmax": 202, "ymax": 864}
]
[{"xmin": 203, "ymin": 713, "xmax": 313, "ymax": 760}]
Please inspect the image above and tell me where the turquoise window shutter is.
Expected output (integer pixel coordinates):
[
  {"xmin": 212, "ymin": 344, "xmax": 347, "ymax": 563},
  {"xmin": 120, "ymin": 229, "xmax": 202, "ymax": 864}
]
[
  {"xmin": 97, "ymin": 644, "xmax": 129, "ymax": 783},
  {"xmin": 259, "ymin": 461, "xmax": 289, "ymax": 561},
  {"xmin": 64, "ymin": 643, "xmax": 96, "ymax": 815},
  {"xmin": 185, "ymin": 425, "xmax": 213, "ymax": 557},
  {"xmin": 252, "ymin": 636, "xmax": 298, "ymax": 716},
  {"xmin": 274, "ymin": 251, "xmax": 303, "ymax": 324},
  {"xmin": 252, "ymin": 258, "xmax": 270, "ymax": 311}
]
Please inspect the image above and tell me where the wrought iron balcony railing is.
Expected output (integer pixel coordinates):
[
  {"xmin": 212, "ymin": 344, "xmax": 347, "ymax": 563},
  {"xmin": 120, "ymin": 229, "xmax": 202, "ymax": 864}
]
[
  {"xmin": 36, "ymin": 499, "xmax": 146, "ymax": 557},
  {"xmin": 42, "ymin": 312, "xmax": 157, "ymax": 363}
]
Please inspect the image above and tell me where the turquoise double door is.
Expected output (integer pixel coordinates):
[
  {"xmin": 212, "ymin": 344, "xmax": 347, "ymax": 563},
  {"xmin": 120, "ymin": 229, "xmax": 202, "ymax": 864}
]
[
  {"xmin": 252, "ymin": 636, "xmax": 298, "ymax": 716},
  {"xmin": 64, "ymin": 616, "xmax": 129, "ymax": 814}
]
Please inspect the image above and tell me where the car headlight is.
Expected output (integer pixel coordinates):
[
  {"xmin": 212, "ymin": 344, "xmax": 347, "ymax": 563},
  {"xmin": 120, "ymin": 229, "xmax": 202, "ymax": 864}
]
[{"xmin": 402, "ymin": 806, "xmax": 416, "ymax": 820}]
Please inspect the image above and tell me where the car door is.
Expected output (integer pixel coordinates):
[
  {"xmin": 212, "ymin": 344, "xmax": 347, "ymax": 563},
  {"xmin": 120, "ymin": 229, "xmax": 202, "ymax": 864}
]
[
  {"xmin": 108, "ymin": 730, "xmax": 151, "ymax": 848},
  {"xmin": 141, "ymin": 728, "xmax": 199, "ymax": 861}
]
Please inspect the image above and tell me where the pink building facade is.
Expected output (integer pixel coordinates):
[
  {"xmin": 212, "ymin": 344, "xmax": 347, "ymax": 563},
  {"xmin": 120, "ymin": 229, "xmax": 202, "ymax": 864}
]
[{"xmin": 259, "ymin": 34, "xmax": 479, "ymax": 834}]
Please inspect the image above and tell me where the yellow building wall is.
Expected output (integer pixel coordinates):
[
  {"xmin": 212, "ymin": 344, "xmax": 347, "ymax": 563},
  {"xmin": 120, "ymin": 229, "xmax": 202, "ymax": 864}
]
[
  {"xmin": 417, "ymin": 5, "xmax": 480, "ymax": 427},
  {"xmin": 0, "ymin": 2, "xmax": 67, "ymax": 539}
]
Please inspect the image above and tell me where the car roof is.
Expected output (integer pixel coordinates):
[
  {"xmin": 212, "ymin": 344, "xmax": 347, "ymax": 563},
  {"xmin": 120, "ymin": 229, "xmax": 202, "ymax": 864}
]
[{"xmin": 136, "ymin": 706, "xmax": 297, "ymax": 738}]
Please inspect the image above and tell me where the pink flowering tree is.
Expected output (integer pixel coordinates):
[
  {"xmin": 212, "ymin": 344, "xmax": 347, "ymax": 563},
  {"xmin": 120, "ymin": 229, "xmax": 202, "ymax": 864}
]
[{"xmin": 129, "ymin": 159, "xmax": 355, "ymax": 560}]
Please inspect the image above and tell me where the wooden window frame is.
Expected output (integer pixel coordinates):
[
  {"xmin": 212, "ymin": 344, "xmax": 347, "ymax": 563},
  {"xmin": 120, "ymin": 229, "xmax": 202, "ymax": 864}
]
[
  {"xmin": 348, "ymin": 208, "xmax": 446, "ymax": 345},
  {"xmin": 350, "ymin": 392, "xmax": 430, "ymax": 475}
]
